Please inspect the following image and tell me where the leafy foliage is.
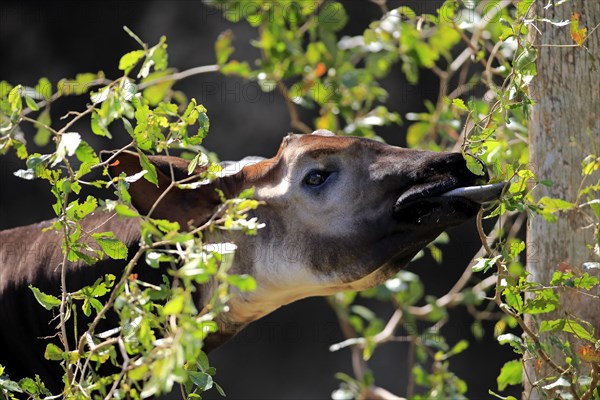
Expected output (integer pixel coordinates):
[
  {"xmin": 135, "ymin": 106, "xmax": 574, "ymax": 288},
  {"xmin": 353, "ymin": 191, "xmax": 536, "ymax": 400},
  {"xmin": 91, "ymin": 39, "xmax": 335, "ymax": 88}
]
[
  {"xmin": 1, "ymin": 0, "xmax": 599, "ymax": 399},
  {"xmin": 0, "ymin": 28, "xmax": 260, "ymax": 400},
  {"xmin": 203, "ymin": 0, "xmax": 599, "ymax": 398}
]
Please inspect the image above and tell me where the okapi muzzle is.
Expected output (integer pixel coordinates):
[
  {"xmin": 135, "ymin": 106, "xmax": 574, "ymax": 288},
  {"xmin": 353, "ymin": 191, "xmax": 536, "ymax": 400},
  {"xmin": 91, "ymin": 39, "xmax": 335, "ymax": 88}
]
[{"xmin": 0, "ymin": 129, "xmax": 505, "ymax": 391}]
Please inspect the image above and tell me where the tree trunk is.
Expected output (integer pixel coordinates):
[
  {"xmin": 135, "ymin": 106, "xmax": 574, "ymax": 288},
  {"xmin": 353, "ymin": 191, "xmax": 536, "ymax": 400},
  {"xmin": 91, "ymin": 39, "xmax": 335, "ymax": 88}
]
[{"xmin": 525, "ymin": 1, "xmax": 600, "ymax": 399}]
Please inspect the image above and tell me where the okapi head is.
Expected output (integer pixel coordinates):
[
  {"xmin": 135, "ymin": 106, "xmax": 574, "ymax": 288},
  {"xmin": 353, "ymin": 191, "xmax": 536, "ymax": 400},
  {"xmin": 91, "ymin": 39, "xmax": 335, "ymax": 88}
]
[
  {"xmin": 0, "ymin": 130, "xmax": 505, "ymax": 390},
  {"xmin": 104, "ymin": 129, "xmax": 504, "ymax": 336}
]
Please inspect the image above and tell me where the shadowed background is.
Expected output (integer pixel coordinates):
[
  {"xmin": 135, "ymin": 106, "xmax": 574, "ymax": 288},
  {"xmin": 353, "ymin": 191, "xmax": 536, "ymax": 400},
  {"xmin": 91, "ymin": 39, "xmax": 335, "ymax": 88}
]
[{"xmin": 0, "ymin": 1, "xmax": 518, "ymax": 399}]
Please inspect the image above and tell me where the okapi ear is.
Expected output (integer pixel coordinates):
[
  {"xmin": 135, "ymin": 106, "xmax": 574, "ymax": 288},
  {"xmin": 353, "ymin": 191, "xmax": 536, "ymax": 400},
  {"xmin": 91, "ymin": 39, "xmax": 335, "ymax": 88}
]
[{"xmin": 100, "ymin": 150, "xmax": 238, "ymax": 228}]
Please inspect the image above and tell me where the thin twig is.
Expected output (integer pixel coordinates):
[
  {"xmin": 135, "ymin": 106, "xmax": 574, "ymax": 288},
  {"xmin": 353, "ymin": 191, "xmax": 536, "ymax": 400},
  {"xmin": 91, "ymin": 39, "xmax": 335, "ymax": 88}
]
[
  {"xmin": 581, "ymin": 363, "xmax": 600, "ymax": 400},
  {"xmin": 137, "ymin": 65, "xmax": 220, "ymax": 90},
  {"xmin": 103, "ymin": 338, "xmax": 131, "ymax": 400},
  {"xmin": 20, "ymin": 115, "xmax": 58, "ymax": 135},
  {"xmin": 21, "ymin": 78, "xmax": 111, "ymax": 117},
  {"xmin": 372, "ymin": 309, "xmax": 403, "ymax": 343},
  {"xmin": 362, "ymin": 386, "xmax": 406, "ymax": 400},
  {"xmin": 89, "ymin": 141, "xmax": 135, "ymax": 171},
  {"xmin": 296, "ymin": 0, "xmax": 325, "ymax": 37},
  {"xmin": 276, "ymin": 81, "xmax": 312, "ymax": 134},
  {"xmin": 474, "ymin": 209, "xmax": 570, "ymax": 378},
  {"xmin": 78, "ymin": 245, "xmax": 149, "ymax": 353}
]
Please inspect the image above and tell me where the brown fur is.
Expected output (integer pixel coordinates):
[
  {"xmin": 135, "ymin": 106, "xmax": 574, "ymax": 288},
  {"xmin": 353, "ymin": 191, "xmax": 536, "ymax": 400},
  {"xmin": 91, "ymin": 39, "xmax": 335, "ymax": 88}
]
[{"xmin": 0, "ymin": 131, "xmax": 488, "ymax": 392}]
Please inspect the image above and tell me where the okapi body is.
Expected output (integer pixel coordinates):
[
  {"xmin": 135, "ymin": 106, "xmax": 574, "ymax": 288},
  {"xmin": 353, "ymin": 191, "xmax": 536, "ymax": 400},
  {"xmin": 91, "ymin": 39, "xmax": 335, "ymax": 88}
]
[{"xmin": 0, "ymin": 130, "xmax": 504, "ymax": 392}]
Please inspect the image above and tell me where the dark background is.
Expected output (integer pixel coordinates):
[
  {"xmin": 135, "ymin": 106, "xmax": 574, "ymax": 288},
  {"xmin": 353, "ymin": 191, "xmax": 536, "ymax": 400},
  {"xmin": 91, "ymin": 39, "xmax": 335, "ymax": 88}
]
[{"xmin": 0, "ymin": 1, "xmax": 519, "ymax": 399}]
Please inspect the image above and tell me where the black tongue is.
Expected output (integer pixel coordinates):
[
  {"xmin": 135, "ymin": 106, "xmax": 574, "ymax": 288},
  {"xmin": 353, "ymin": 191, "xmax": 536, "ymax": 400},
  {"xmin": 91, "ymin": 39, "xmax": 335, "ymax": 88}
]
[{"xmin": 440, "ymin": 182, "xmax": 507, "ymax": 204}]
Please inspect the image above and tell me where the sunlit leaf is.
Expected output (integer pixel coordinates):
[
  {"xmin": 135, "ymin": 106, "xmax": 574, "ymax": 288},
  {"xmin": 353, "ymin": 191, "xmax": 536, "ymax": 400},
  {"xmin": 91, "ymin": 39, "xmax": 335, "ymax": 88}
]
[
  {"xmin": 29, "ymin": 286, "xmax": 61, "ymax": 310},
  {"xmin": 497, "ymin": 360, "xmax": 522, "ymax": 391},
  {"xmin": 92, "ymin": 232, "xmax": 128, "ymax": 260}
]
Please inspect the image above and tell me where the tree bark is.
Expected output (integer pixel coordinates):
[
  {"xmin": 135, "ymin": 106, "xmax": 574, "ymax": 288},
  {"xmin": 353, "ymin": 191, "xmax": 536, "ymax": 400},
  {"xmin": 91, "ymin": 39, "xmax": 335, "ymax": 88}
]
[{"xmin": 525, "ymin": 1, "xmax": 600, "ymax": 399}]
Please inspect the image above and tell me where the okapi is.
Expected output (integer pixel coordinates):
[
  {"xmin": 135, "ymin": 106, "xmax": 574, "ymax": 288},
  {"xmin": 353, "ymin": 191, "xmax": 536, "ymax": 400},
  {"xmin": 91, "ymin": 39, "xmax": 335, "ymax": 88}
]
[{"xmin": 0, "ymin": 130, "xmax": 505, "ymax": 392}]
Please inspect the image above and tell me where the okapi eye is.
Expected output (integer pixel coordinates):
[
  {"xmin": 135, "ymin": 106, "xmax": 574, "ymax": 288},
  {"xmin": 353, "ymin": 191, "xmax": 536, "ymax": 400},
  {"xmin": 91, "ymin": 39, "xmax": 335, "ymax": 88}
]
[{"xmin": 303, "ymin": 170, "xmax": 331, "ymax": 187}]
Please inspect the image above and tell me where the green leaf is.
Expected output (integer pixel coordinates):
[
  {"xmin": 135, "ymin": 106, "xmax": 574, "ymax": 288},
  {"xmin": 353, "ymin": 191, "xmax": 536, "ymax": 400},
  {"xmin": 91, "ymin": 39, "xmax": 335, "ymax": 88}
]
[
  {"xmin": 451, "ymin": 98, "xmax": 468, "ymax": 111},
  {"xmin": 472, "ymin": 255, "xmax": 501, "ymax": 273},
  {"xmin": 33, "ymin": 108, "xmax": 52, "ymax": 147},
  {"xmin": 447, "ymin": 340, "xmax": 469, "ymax": 357},
  {"xmin": 509, "ymin": 240, "xmax": 525, "ymax": 260},
  {"xmin": 24, "ymin": 95, "xmax": 39, "ymax": 111},
  {"xmin": 562, "ymin": 319, "xmax": 595, "ymax": 342},
  {"xmin": 128, "ymin": 364, "xmax": 149, "ymax": 381},
  {"xmin": 137, "ymin": 150, "xmax": 158, "ymax": 186},
  {"xmin": 188, "ymin": 371, "xmax": 213, "ymax": 391},
  {"xmin": 92, "ymin": 232, "xmax": 128, "ymax": 260},
  {"xmin": 215, "ymin": 30, "xmax": 234, "ymax": 65},
  {"xmin": 44, "ymin": 343, "xmax": 64, "ymax": 361},
  {"xmin": 306, "ymin": 42, "xmax": 323, "ymax": 65},
  {"xmin": 58, "ymin": 72, "xmax": 103, "ymax": 96},
  {"xmin": 119, "ymin": 50, "xmax": 146, "ymax": 73},
  {"xmin": 516, "ymin": 0, "xmax": 534, "ymax": 17},
  {"xmin": 522, "ymin": 288, "xmax": 558, "ymax": 314},
  {"xmin": 117, "ymin": 175, "xmax": 132, "ymax": 204},
  {"xmin": 132, "ymin": 104, "xmax": 154, "ymax": 150},
  {"xmin": 75, "ymin": 140, "xmax": 99, "ymax": 164},
  {"xmin": 8, "ymin": 85, "xmax": 22, "ymax": 117},
  {"xmin": 0, "ymin": 377, "xmax": 22, "ymax": 393},
  {"xmin": 141, "ymin": 70, "xmax": 175, "ymax": 106},
  {"xmin": 503, "ymin": 287, "xmax": 523, "ymax": 313},
  {"xmin": 18, "ymin": 377, "xmax": 38, "ymax": 394},
  {"xmin": 66, "ymin": 196, "xmax": 97, "ymax": 220},
  {"xmin": 471, "ymin": 320, "xmax": 484, "ymax": 340},
  {"xmin": 150, "ymin": 36, "xmax": 168, "ymax": 71},
  {"xmin": 581, "ymin": 155, "xmax": 600, "ymax": 175},
  {"xmin": 514, "ymin": 46, "xmax": 537, "ymax": 71},
  {"xmin": 187, "ymin": 152, "xmax": 208, "ymax": 175},
  {"xmin": 151, "ymin": 218, "xmax": 180, "ymax": 234},
  {"xmin": 406, "ymin": 122, "xmax": 430, "ymax": 148},
  {"xmin": 574, "ymin": 272, "xmax": 599, "ymax": 290},
  {"xmin": 319, "ymin": 2, "xmax": 348, "ymax": 32},
  {"xmin": 220, "ymin": 60, "xmax": 252, "ymax": 78},
  {"xmin": 540, "ymin": 319, "xmax": 595, "ymax": 342},
  {"xmin": 28, "ymin": 286, "xmax": 61, "ymax": 310},
  {"xmin": 91, "ymin": 111, "xmax": 110, "ymax": 137},
  {"xmin": 227, "ymin": 274, "xmax": 257, "ymax": 292},
  {"xmin": 197, "ymin": 351, "xmax": 210, "ymax": 372},
  {"xmin": 537, "ymin": 196, "xmax": 575, "ymax": 213},
  {"xmin": 464, "ymin": 153, "xmax": 486, "ymax": 176},
  {"xmin": 497, "ymin": 333, "xmax": 524, "ymax": 354},
  {"xmin": 35, "ymin": 77, "xmax": 52, "ymax": 100},
  {"xmin": 115, "ymin": 203, "xmax": 139, "ymax": 218},
  {"xmin": 162, "ymin": 293, "xmax": 186, "ymax": 315},
  {"xmin": 497, "ymin": 360, "xmax": 522, "ymax": 391}
]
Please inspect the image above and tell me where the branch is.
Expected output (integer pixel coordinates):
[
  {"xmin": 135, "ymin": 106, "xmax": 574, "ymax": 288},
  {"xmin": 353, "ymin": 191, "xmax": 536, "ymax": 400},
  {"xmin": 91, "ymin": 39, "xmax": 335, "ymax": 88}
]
[
  {"xmin": 409, "ymin": 211, "xmax": 521, "ymax": 318},
  {"xmin": 21, "ymin": 78, "xmax": 111, "ymax": 117},
  {"xmin": 78, "ymin": 244, "xmax": 149, "ymax": 353},
  {"xmin": 276, "ymin": 81, "xmax": 313, "ymax": 134},
  {"xmin": 372, "ymin": 309, "xmax": 403, "ymax": 343},
  {"xmin": 449, "ymin": 0, "xmax": 512, "ymax": 73},
  {"xmin": 137, "ymin": 64, "xmax": 220, "ymax": 90},
  {"xmin": 331, "ymin": 303, "xmax": 369, "ymax": 382},
  {"xmin": 581, "ymin": 363, "xmax": 600, "ymax": 400},
  {"xmin": 474, "ymin": 210, "xmax": 570, "ymax": 378}
]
